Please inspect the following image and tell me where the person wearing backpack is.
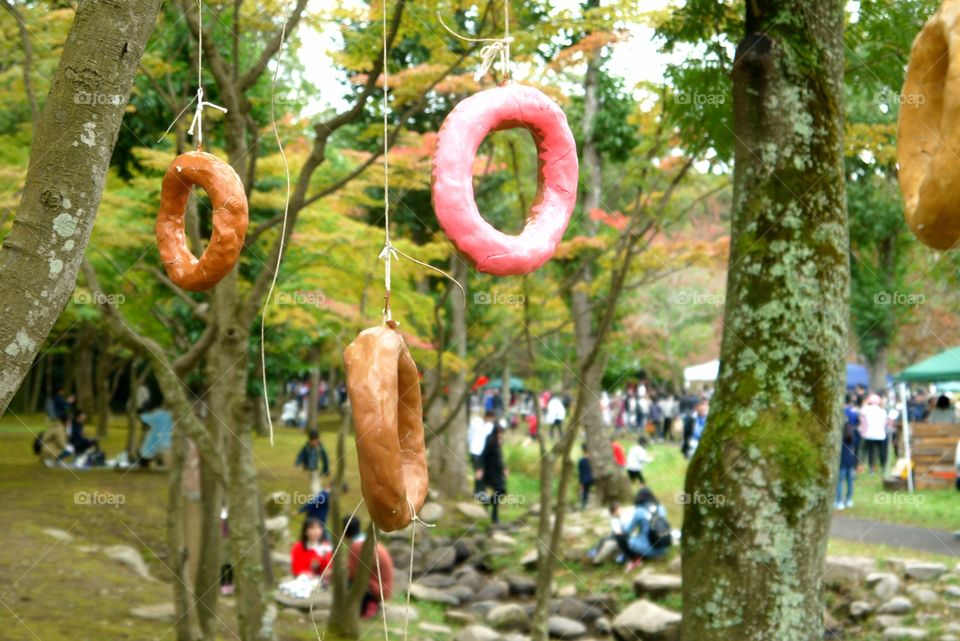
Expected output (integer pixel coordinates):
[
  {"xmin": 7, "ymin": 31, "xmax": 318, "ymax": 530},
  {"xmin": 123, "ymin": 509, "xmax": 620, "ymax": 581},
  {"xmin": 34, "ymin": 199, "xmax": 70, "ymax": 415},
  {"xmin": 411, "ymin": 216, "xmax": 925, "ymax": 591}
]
[
  {"xmin": 835, "ymin": 395, "xmax": 860, "ymax": 510},
  {"xmin": 622, "ymin": 487, "xmax": 672, "ymax": 569}
]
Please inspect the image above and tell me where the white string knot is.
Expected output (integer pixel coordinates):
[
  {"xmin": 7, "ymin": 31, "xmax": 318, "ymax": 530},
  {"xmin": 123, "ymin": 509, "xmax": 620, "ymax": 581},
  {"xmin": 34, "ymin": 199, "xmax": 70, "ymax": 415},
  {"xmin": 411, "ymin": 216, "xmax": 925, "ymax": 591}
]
[
  {"xmin": 188, "ymin": 87, "xmax": 228, "ymax": 147},
  {"xmin": 475, "ymin": 37, "xmax": 513, "ymax": 82}
]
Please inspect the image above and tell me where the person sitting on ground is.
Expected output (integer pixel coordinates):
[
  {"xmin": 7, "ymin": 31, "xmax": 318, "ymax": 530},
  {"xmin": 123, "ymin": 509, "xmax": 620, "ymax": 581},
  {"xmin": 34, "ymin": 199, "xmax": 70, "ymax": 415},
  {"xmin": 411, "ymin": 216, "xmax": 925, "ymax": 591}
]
[
  {"xmin": 577, "ymin": 444, "xmax": 594, "ymax": 510},
  {"xmin": 290, "ymin": 517, "xmax": 332, "ymax": 578},
  {"xmin": 68, "ymin": 411, "xmax": 100, "ymax": 459},
  {"xmin": 626, "ymin": 436, "xmax": 653, "ymax": 484},
  {"xmin": 344, "ymin": 516, "xmax": 394, "ymax": 619},
  {"xmin": 621, "ymin": 487, "xmax": 672, "ymax": 570}
]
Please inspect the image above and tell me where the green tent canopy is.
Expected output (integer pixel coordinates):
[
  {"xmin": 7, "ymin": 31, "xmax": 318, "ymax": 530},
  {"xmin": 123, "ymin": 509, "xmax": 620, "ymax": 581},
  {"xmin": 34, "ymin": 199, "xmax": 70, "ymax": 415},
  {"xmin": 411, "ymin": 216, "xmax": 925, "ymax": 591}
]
[{"xmin": 897, "ymin": 347, "xmax": 960, "ymax": 382}]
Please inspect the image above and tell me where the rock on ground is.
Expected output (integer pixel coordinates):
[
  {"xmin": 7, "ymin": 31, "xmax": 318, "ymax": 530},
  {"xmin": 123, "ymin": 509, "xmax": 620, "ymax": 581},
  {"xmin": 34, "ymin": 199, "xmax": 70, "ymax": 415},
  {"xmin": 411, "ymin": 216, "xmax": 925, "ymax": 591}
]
[
  {"xmin": 881, "ymin": 628, "xmax": 928, "ymax": 640},
  {"xmin": 420, "ymin": 502, "xmax": 445, "ymax": 523},
  {"xmin": 850, "ymin": 600, "xmax": 874, "ymax": 620},
  {"xmin": 878, "ymin": 597, "xmax": 913, "ymax": 615},
  {"xmin": 456, "ymin": 624, "xmax": 503, "ymax": 641},
  {"xmin": 548, "ymin": 616, "xmax": 587, "ymax": 639},
  {"xmin": 612, "ymin": 599, "xmax": 681, "ymax": 641},
  {"xmin": 103, "ymin": 545, "xmax": 153, "ymax": 580},
  {"xmin": 904, "ymin": 562, "xmax": 947, "ymax": 582},
  {"xmin": 593, "ymin": 539, "xmax": 620, "ymax": 566},
  {"xmin": 456, "ymin": 502, "xmax": 489, "ymax": 521},
  {"xmin": 410, "ymin": 582, "xmax": 460, "ymax": 605},
  {"xmin": 633, "ymin": 573, "xmax": 682, "ymax": 599},
  {"xmin": 487, "ymin": 603, "xmax": 529, "ymax": 630},
  {"xmin": 825, "ymin": 556, "xmax": 877, "ymax": 587},
  {"xmin": 868, "ymin": 572, "xmax": 902, "ymax": 601}
]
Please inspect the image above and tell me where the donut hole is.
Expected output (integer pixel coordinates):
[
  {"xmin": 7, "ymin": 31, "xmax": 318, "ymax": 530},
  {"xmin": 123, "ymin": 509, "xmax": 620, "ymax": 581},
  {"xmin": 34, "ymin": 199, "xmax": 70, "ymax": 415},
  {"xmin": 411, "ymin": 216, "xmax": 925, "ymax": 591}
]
[
  {"xmin": 472, "ymin": 127, "xmax": 543, "ymax": 236},
  {"xmin": 187, "ymin": 189, "xmax": 215, "ymax": 252}
]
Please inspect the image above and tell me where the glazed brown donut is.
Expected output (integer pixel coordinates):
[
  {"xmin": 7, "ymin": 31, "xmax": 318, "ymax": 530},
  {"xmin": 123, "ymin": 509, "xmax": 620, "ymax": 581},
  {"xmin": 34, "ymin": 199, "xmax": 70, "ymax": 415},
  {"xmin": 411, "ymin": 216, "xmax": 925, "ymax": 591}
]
[
  {"xmin": 155, "ymin": 151, "xmax": 248, "ymax": 291},
  {"xmin": 898, "ymin": 0, "xmax": 960, "ymax": 250},
  {"xmin": 343, "ymin": 324, "xmax": 428, "ymax": 532}
]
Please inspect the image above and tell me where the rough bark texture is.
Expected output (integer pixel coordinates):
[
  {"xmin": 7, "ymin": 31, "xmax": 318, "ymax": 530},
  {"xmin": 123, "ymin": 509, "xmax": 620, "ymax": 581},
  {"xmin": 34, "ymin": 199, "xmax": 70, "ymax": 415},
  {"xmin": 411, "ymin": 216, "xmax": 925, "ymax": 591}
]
[
  {"xmin": 0, "ymin": 0, "xmax": 161, "ymax": 414},
  {"xmin": 681, "ymin": 3, "xmax": 848, "ymax": 640},
  {"xmin": 426, "ymin": 258, "xmax": 470, "ymax": 498}
]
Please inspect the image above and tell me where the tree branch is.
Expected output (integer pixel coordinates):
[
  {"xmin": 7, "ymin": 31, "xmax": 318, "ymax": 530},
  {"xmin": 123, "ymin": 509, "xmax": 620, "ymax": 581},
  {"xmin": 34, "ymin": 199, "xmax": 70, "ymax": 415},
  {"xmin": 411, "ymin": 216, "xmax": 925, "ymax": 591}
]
[
  {"xmin": 2, "ymin": 0, "xmax": 39, "ymax": 128},
  {"xmin": 238, "ymin": 0, "xmax": 309, "ymax": 91}
]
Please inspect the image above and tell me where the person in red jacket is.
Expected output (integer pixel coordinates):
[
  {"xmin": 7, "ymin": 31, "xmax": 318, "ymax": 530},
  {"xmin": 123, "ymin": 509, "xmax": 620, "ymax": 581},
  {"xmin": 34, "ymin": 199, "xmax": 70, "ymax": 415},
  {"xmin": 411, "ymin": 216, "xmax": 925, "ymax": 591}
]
[
  {"xmin": 611, "ymin": 436, "xmax": 627, "ymax": 468},
  {"xmin": 344, "ymin": 516, "xmax": 394, "ymax": 618},
  {"xmin": 290, "ymin": 518, "xmax": 332, "ymax": 577}
]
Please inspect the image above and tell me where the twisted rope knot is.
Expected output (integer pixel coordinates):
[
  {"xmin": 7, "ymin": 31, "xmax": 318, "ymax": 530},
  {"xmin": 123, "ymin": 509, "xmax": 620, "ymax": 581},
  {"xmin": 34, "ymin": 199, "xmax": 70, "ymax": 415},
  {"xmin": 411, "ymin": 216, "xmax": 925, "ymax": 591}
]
[{"xmin": 475, "ymin": 37, "xmax": 514, "ymax": 81}]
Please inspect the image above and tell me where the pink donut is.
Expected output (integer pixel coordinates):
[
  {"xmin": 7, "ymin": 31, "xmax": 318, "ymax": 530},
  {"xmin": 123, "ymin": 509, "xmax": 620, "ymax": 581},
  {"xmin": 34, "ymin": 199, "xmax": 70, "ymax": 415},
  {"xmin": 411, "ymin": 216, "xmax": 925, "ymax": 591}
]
[{"xmin": 431, "ymin": 84, "xmax": 578, "ymax": 276}]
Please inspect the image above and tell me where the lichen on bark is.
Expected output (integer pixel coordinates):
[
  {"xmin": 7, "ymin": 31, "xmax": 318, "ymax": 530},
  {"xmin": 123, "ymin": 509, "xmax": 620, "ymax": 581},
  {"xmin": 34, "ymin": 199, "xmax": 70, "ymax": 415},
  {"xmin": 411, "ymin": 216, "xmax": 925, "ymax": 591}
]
[{"xmin": 681, "ymin": 3, "xmax": 848, "ymax": 641}]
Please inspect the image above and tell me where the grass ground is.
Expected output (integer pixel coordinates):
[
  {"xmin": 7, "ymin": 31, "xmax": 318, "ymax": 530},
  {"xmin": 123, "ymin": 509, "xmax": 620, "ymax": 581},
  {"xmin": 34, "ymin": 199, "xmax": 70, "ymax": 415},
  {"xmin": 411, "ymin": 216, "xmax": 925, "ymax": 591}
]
[{"xmin": 0, "ymin": 415, "xmax": 956, "ymax": 641}]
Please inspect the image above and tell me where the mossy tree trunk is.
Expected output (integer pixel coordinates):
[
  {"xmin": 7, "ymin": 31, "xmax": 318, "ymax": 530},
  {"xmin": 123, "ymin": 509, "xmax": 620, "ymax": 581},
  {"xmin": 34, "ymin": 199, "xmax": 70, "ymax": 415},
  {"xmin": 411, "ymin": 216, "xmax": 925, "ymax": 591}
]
[
  {"xmin": 0, "ymin": 0, "xmax": 161, "ymax": 413},
  {"xmin": 681, "ymin": 3, "xmax": 847, "ymax": 640}
]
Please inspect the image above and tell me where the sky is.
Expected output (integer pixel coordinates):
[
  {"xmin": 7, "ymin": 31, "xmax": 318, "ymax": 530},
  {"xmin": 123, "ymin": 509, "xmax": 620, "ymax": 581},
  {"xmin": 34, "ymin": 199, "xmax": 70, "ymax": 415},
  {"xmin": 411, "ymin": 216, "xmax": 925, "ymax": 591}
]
[{"xmin": 298, "ymin": 0, "xmax": 679, "ymax": 114}]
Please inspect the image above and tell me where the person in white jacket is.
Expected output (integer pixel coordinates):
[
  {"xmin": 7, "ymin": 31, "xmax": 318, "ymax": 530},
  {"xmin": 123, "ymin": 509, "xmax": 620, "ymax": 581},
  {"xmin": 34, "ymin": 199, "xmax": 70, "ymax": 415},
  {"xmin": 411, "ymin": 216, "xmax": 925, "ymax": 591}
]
[
  {"xmin": 545, "ymin": 395, "xmax": 567, "ymax": 439},
  {"xmin": 626, "ymin": 436, "xmax": 654, "ymax": 484}
]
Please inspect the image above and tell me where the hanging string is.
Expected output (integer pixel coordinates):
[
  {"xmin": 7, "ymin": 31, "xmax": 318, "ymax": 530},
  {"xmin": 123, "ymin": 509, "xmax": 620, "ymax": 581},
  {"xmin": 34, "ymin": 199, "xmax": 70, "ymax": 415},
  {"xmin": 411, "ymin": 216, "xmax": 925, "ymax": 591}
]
[
  {"xmin": 311, "ymin": 499, "xmax": 366, "ymax": 641},
  {"xmin": 379, "ymin": 0, "xmax": 395, "ymax": 323},
  {"xmin": 378, "ymin": 2, "xmax": 467, "ymax": 322},
  {"xmin": 372, "ymin": 528, "xmax": 390, "ymax": 641},
  {"xmin": 404, "ymin": 500, "xmax": 435, "ymax": 641},
  {"xmin": 437, "ymin": 1, "xmax": 513, "ymax": 82},
  {"xmin": 260, "ymin": 0, "xmax": 294, "ymax": 447},
  {"xmin": 158, "ymin": 0, "xmax": 228, "ymax": 148}
]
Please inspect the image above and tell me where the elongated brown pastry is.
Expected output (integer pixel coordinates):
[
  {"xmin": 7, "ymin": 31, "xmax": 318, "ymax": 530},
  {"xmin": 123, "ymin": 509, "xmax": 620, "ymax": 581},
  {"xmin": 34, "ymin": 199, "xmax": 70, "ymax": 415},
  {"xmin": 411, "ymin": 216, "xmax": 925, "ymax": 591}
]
[
  {"xmin": 899, "ymin": 0, "xmax": 960, "ymax": 250},
  {"xmin": 344, "ymin": 324, "xmax": 428, "ymax": 532}
]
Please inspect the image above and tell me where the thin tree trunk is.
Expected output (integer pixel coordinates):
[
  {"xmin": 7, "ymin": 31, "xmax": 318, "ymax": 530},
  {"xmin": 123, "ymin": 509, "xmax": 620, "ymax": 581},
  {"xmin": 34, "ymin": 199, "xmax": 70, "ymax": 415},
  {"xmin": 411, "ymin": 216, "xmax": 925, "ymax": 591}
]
[
  {"xmin": 1, "ymin": 0, "xmax": 39, "ymax": 127},
  {"xmin": 73, "ymin": 324, "xmax": 95, "ymax": 414},
  {"xmin": 126, "ymin": 360, "xmax": 145, "ymax": 458},
  {"xmin": 0, "ymin": 0, "xmax": 162, "ymax": 413},
  {"xmin": 95, "ymin": 342, "xmax": 113, "ymax": 437},
  {"xmin": 681, "ymin": 2, "xmax": 847, "ymax": 640}
]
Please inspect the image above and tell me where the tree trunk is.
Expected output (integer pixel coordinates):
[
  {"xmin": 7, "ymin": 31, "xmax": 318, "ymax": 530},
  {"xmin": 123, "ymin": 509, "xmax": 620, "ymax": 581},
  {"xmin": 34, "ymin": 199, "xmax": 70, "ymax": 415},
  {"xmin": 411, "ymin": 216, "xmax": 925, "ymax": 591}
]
[
  {"xmin": 95, "ymin": 342, "xmax": 113, "ymax": 437},
  {"xmin": 681, "ymin": 3, "xmax": 847, "ymax": 640},
  {"xmin": 0, "ymin": 0, "xmax": 162, "ymax": 413},
  {"xmin": 427, "ymin": 259, "xmax": 470, "ymax": 498},
  {"xmin": 868, "ymin": 344, "xmax": 888, "ymax": 392},
  {"xmin": 73, "ymin": 323, "xmax": 96, "ymax": 414},
  {"xmin": 126, "ymin": 360, "xmax": 145, "ymax": 458}
]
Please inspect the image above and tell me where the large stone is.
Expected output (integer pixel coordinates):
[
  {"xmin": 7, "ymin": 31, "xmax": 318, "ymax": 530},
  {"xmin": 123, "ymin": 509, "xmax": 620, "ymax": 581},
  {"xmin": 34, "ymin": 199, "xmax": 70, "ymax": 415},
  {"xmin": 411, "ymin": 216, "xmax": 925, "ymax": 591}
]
[
  {"xmin": 410, "ymin": 582, "xmax": 460, "ymax": 605},
  {"xmin": 876, "ymin": 615, "xmax": 905, "ymax": 629},
  {"xmin": 944, "ymin": 585, "xmax": 960, "ymax": 599},
  {"xmin": 878, "ymin": 597, "xmax": 913, "ymax": 615},
  {"xmin": 551, "ymin": 598, "xmax": 603, "ymax": 623},
  {"xmin": 447, "ymin": 610, "xmax": 477, "ymax": 625},
  {"xmin": 612, "ymin": 599, "xmax": 681, "ymax": 641},
  {"xmin": 382, "ymin": 603, "xmax": 419, "ymax": 622},
  {"xmin": 593, "ymin": 539, "xmax": 621, "ymax": 566},
  {"xmin": 882, "ymin": 628, "xmax": 928, "ymax": 640},
  {"xmin": 456, "ymin": 625, "xmax": 502, "ymax": 641},
  {"xmin": 505, "ymin": 573, "xmax": 537, "ymax": 597},
  {"xmin": 556, "ymin": 584, "xmax": 578, "ymax": 598},
  {"xmin": 492, "ymin": 532, "xmax": 517, "ymax": 546},
  {"xmin": 868, "ymin": 572, "xmax": 902, "ymax": 601},
  {"xmin": 477, "ymin": 579, "xmax": 510, "ymax": 601},
  {"xmin": 520, "ymin": 549, "xmax": 539, "ymax": 569},
  {"xmin": 850, "ymin": 600, "xmax": 874, "ymax": 620},
  {"xmin": 129, "ymin": 603, "xmax": 175, "ymax": 621},
  {"xmin": 547, "ymin": 616, "xmax": 587, "ymax": 639},
  {"xmin": 469, "ymin": 600, "xmax": 501, "ymax": 618},
  {"xmin": 421, "ymin": 622, "xmax": 454, "ymax": 634},
  {"xmin": 487, "ymin": 603, "xmax": 530, "ymax": 630},
  {"xmin": 457, "ymin": 502, "xmax": 490, "ymax": 521},
  {"xmin": 906, "ymin": 586, "xmax": 938, "ymax": 605},
  {"xmin": 596, "ymin": 616, "xmax": 612, "ymax": 635},
  {"xmin": 104, "ymin": 545, "xmax": 153, "ymax": 580},
  {"xmin": 420, "ymin": 502, "xmax": 444, "ymax": 523},
  {"xmin": 824, "ymin": 556, "xmax": 877, "ymax": 587},
  {"xmin": 450, "ymin": 584, "xmax": 477, "ymax": 604},
  {"xmin": 419, "ymin": 574, "xmax": 457, "ymax": 589},
  {"xmin": 633, "ymin": 574, "xmax": 682, "ymax": 599},
  {"xmin": 904, "ymin": 562, "xmax": 947, "ymax": 581},
  {"xmin": 425, "ymin": 546, "xmax": 458, "ymax": 573}
]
